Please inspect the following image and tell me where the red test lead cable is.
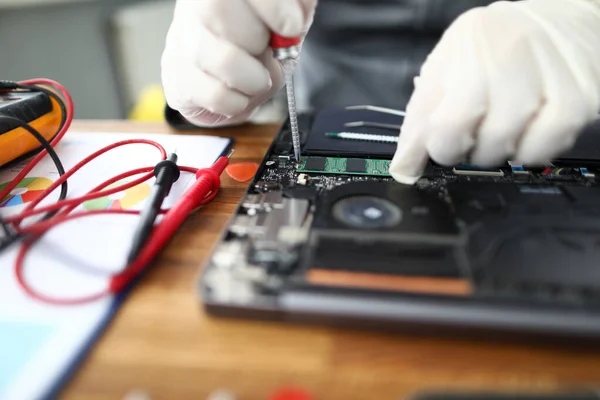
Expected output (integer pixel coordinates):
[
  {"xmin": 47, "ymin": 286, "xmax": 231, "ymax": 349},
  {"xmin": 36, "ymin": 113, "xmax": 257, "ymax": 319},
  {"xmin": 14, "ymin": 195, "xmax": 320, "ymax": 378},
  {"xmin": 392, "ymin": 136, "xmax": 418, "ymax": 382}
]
[
  {"xmin": 5, "ymin": 78, "xmax": 232, "ymax": 305},
  {"xmin": 14, "ymin": 150, "xmax": 231, "ymax": 305}
]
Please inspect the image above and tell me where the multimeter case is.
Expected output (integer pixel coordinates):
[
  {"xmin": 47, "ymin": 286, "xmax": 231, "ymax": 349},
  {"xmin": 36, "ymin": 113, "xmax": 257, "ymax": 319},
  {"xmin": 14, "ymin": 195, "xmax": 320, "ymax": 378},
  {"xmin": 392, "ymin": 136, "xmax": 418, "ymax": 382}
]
[
  {"xmin": 0, "ymin": 90, "xmax": 62, "ymax": 168},
  {"xmin": 198, "ymin": 107, "xmax": 600, "ymax": 342}
]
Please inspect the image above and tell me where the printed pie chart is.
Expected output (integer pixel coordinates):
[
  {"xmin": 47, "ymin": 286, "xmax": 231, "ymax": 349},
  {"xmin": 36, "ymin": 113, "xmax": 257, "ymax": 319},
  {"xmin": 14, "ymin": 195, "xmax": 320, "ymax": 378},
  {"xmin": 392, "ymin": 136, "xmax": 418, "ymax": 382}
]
[
  {"xmin": 0, "ymin": 177, "xmax": 53, "ymax": 208},
  {"xmin": 83, "ymin": 180, "xmax": 151, "ymax": 211}
]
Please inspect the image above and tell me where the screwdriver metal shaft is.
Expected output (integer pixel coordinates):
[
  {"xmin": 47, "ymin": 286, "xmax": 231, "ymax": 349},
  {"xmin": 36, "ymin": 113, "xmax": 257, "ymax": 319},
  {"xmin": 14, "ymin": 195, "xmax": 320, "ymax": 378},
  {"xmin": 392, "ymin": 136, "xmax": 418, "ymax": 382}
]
[
  {"xmin": 283, "ymin": 60, "xmax": 301, "ymax": 162},
  {"xmin": 270, "ymin": 34, "xmax": 302, "ymax": 163}
]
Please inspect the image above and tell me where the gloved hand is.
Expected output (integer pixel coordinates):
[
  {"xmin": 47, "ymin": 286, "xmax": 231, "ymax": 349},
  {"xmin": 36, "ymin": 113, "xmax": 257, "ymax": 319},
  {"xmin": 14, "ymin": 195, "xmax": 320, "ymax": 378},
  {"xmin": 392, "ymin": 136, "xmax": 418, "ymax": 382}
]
[
  {"xmin": 390, "ymin": 0, "xmax": 600, "ymax": 184},
  {"xmin": 161, "ymin": 0, "xmax": 317, "ymax": 126}
]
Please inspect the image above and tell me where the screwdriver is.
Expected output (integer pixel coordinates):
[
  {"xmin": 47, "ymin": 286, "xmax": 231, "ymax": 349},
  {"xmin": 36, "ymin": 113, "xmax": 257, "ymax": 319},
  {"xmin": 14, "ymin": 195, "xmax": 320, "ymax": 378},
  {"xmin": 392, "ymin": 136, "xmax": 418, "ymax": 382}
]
[{"xmin": 270, "ymin": 33, "xmax": 302, "ymax": 163}]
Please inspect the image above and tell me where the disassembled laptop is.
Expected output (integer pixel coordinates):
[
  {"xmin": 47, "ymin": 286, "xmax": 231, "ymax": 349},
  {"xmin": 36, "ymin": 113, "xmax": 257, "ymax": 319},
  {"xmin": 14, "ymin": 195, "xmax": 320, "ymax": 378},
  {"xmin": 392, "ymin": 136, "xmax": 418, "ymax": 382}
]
[{"xmin": 199, "ymin": 105, "xmax": 600, "ymax": 340}]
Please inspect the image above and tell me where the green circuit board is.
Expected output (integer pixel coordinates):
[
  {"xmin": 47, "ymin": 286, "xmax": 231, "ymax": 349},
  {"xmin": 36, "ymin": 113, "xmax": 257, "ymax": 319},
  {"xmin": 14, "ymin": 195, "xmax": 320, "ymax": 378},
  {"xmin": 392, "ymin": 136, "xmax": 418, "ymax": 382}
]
[{"xmin": 297, "ymin": 156, "xmax": 391, "ymax": 176}]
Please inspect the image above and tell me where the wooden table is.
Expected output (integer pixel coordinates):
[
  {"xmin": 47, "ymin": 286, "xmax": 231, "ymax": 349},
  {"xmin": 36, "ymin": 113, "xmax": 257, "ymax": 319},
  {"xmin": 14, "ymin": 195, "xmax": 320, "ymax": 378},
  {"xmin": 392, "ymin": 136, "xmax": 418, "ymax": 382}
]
[{"xmin": 62, "ymin": 120, "xmax": 600, "ymax": 400}]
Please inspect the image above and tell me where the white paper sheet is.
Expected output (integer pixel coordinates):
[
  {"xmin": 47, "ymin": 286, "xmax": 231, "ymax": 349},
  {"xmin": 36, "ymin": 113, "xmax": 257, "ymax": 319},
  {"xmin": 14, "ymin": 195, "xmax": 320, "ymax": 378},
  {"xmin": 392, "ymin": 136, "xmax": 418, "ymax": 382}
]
[{"xmin": 0, "ymin": 131, "xmax": 231, "ymax": 400}]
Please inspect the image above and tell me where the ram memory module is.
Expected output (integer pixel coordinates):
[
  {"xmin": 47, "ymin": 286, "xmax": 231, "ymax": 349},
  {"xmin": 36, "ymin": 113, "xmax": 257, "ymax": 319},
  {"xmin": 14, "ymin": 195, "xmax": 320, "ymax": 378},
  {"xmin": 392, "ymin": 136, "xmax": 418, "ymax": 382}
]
[{"xmin": 297, "ymin": 156, "xmax": 391, "ymax": 177}]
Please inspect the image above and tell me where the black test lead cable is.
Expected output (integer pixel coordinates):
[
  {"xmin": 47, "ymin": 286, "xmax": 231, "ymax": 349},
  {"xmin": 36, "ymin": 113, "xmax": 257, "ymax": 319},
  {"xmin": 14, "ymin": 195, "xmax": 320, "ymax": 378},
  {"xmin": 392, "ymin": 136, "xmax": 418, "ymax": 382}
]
[
  {"xmin": 0, "ymin": 218, "xmax": 19, "ymax": 252},
  {"xmin": 0, "ymin": 116, "xmax": 68, "ymax": 253},
  {"xmin": 0, "ymin": 116, "xmax": 67, "ymax": 206}
]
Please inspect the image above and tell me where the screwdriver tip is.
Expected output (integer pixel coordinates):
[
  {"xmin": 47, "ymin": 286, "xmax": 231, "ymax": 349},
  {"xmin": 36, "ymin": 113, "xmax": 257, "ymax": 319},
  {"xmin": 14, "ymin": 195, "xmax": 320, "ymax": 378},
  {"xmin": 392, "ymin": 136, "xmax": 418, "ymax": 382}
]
[{"xmin": 226, "ymin": 149, "xmax": 235, "ymax": 159}]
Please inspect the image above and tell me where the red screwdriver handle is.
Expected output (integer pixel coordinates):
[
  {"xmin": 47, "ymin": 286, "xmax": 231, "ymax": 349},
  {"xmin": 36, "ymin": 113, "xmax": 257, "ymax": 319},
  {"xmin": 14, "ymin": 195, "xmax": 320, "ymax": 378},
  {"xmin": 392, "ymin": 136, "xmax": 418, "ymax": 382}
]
[
  {"xmin": 270, "ymin": 33, "xmax": 302, "ymax": 60},
  {"xmin": 270, "ymin": 34, "xmax": 302, "ymax": 49}
]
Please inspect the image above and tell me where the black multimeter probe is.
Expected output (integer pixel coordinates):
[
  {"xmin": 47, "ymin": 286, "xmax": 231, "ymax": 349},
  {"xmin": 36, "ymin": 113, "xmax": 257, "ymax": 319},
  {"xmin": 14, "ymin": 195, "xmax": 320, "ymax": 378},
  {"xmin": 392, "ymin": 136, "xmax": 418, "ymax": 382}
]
[{"xmin": 126, "ymin": 152, "xmax": 180, "ymax": 264}]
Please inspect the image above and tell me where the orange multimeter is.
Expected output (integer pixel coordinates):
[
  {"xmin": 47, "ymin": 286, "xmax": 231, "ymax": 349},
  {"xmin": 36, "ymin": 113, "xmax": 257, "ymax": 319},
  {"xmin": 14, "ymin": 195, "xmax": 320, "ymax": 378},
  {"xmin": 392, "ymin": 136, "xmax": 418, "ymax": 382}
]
[{"xmin": 0, "ymin": 88, "xmax": 63, "ymax": 168}]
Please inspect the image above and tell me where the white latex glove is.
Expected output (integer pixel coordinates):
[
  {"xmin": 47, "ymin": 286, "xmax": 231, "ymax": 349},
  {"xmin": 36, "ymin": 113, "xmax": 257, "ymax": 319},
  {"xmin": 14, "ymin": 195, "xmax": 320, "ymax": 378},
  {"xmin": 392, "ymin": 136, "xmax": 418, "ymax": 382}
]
[
  {"xmin": 390, "ymin": 0, "xmax": 600, "ymax": 184},
  {"xmin": 161, "ymin": 0, "xmax": 316, "ymax": 126}
]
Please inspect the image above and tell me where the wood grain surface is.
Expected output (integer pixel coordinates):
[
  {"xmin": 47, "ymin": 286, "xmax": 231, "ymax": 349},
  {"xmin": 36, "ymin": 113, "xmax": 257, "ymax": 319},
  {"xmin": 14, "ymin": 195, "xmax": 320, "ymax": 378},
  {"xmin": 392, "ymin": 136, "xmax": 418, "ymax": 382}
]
[{"xmin": 60, "ymin": 121, "xmax": 600, "ymax": 400}]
